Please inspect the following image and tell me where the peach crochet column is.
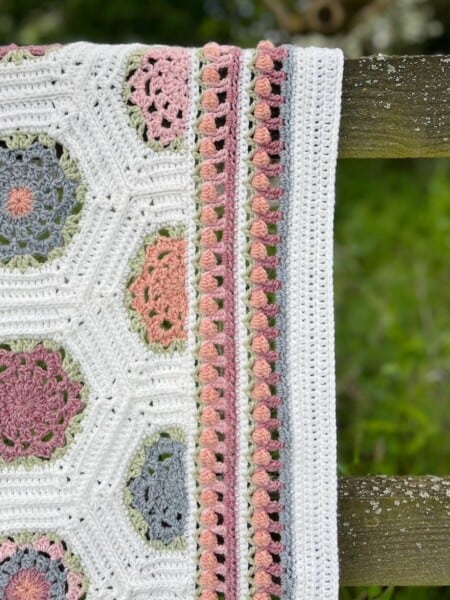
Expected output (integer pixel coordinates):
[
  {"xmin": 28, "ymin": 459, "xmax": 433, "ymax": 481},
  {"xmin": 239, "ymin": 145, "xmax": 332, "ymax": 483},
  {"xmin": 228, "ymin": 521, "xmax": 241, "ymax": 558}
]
[
  {"xmin": 193, "ymin": 43, "xmax": 241, "ymax": 600},
  {"xmin": 245, "ymin": 41, "xmax": 289, "ymax": 600}
]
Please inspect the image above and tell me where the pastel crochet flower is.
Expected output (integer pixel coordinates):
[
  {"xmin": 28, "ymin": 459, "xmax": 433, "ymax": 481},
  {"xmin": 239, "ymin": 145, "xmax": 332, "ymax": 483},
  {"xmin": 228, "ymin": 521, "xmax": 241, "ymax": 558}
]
[
  {"xmin": 125, "ymin": 431, "xmax": 187, "ymax": 548},
  {"xmin": 127, "ymin": 228, "xmax": 187, "ymax": 352},
  {"xmin": 0, "ymin": 44, "xmax": 59, "ymax": 64},
  {"xmin": 0, "ymin": 534, "xmax": 87, "ymax": 599},
  {"xmin": 0, "ymin": 340, "xmax": 87, "ymax": 465},
  {"xmin": 125, "ymin": 47, "xmax": 190, "ymax": 151},
  {"xmin": 0, "ymin": 134, "xmax": 85, "ymax": 270},
  {"xmin": 4, "ymin": 568, "xmax": 51, "ymax": 600}
]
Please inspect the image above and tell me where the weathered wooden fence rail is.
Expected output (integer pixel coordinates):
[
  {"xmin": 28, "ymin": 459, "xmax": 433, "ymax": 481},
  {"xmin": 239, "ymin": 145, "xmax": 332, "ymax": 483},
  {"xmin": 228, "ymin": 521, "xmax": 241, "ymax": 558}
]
[
  {"xmin": 338, "ymin": 55, "xmax": 450, "ymax": 587},
  {"xmin": 340, "ymin": 56, "xmax": 450, "ymax": 158},
  {"xmin": 338, "ymin": 476, "xmax": 450, "ymax": 586}
]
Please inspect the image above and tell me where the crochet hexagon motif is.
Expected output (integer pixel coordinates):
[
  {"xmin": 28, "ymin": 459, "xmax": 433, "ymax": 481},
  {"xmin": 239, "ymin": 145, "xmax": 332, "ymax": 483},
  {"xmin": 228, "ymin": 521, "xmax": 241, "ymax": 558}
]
[
  {"xmin": 0, "ymin": 339, "xmax": 88, "ymax": 467},
  {"xmin": 0, "ymin": 44, "xmax": 59, "ymax": 64},
  {"xmin": 125, "ymin": 430, "xmax": 187, "ymax": 550},
  {"xmin": 126, "ymin": 226, "xmax": 188, "ymax": 353},
  {"xmin": 124, "ymin": 47, "xmax": 190, "ymax": 151},
  {"xmin": 0, "ymin": 532, "xmax": 88, "ymax": 599},
  {"xmin": 0, "ymin": 133, "xmax": 85, "ymax": 270}
]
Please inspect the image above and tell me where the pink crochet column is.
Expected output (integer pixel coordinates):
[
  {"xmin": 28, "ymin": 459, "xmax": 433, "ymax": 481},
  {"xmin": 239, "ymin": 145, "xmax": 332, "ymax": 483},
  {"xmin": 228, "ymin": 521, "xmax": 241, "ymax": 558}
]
[
  {"xmin": 245, "ymin": 41, "xmax": 289, "ymax": 600},
  {"xmin": 194, "ymin": 43, "xmax": 241, "ymax": 600}
]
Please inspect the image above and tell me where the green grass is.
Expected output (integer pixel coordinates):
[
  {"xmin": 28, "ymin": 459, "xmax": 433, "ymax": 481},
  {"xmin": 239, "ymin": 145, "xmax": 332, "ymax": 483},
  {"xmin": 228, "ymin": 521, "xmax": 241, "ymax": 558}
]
[
  {"xmin": 335, "ymin": 159, "xmax": 450, "ymax": 599},
  {"xmin": 341, "ymin": 587, "xmax": 450, "ymax": 600}
]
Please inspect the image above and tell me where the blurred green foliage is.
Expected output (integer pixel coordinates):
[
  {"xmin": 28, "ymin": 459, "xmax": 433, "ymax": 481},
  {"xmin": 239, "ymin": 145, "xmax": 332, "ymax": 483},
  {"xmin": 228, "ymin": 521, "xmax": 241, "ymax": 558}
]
[
  {"xmin": 341, "ymin": 586, "xmax": 450, "ymax": 600},
  {"xmin": 0, "ymin": 2, "xmax": 449, "ymax": 598},
  {"xmin": 336, "ymin": 161, "xmax": 450, "ymax": 599},
  {"xmin": 336, "ymin": 159, "xmax": 450, "ymax": 478},
  {"xmin": 0, "ymin": 0, "xmax": 269, "ymax": 47}
]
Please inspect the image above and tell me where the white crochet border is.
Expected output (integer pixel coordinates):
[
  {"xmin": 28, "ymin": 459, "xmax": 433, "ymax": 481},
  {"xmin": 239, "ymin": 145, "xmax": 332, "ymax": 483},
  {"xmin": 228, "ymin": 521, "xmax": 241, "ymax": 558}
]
[{"xmin": 284, "ymin": 46, "xmax": 343, "ymax": 599}]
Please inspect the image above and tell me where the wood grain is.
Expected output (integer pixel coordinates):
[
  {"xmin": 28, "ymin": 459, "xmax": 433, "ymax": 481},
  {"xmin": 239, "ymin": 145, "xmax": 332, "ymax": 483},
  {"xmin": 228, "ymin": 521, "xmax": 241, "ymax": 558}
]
[
  {"xmin": 339, "ymin": 56, "xmax": 450, "ymax": 158},
  {"xmin": 339, "ymin": 476, "xmax": 450, "ymax": 585}
]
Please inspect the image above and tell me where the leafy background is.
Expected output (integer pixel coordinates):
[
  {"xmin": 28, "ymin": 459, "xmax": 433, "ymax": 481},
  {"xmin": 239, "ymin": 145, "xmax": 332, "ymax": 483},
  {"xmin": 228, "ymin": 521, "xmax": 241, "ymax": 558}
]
[{"xmin": 1, "ymin": 1, "xmax": 449, "ymax": 598}]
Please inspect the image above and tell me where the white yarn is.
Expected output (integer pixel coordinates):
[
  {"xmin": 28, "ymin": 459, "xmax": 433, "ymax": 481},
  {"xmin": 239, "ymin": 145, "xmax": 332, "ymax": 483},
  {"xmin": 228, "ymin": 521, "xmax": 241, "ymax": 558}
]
[
  {"xmin": 0, "ymin": 42, "xmax": 343, "ymax": 599},
  {"xmin": 285, "ymin": 47, "xmax": 343, "ymax": 599}
]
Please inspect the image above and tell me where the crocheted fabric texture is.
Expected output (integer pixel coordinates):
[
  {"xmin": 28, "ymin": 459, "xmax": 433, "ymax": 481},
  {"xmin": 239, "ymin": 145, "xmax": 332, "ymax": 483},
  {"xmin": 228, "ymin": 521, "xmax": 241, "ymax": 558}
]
[{"xmin": 0, "ymin": 42, "xmax": 343, "ymax": 600}]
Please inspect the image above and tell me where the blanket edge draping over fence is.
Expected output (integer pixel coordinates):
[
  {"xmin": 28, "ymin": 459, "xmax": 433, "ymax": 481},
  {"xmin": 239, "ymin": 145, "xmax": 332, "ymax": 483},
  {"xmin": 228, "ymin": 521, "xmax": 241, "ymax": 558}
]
[
  {"xmin": 285, "ymin": 47, "xmax": 343, "ymax": 599},
  {"xmin": 0, "ymin": 41, "xmax": 343, "ymax": 600}
]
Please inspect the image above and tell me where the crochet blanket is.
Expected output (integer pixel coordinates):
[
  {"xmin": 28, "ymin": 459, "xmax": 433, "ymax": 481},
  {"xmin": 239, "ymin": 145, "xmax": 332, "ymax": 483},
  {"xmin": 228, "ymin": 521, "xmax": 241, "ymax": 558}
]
[{"xmin": 0, "ymin": 42, "xmax": 343, "ymax": 600}]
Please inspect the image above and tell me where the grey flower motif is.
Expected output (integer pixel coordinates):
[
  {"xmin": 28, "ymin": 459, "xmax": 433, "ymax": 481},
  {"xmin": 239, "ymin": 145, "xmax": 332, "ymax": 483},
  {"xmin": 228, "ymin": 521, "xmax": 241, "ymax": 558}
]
[
  {"xmin": 127, "ymin": 432, "xmax": 188, "ymax": 547},
  {"xmin": 0, "ymin": 547, "xmax": 68, "ymax": 598},
  {"xmin": 0, "ymin": 133, "xmax": 85, "ymax": 270}
]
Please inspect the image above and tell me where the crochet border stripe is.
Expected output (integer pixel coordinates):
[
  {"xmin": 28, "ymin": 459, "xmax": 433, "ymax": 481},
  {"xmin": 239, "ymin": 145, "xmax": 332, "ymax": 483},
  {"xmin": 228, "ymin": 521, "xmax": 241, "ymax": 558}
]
[
  {"xmin": 244, "ymin": 41, "xmax": 291, "ymax": 600},
  {"xmin": 193, "ymin": 43, "xmax": 241, "ymax": 600}
]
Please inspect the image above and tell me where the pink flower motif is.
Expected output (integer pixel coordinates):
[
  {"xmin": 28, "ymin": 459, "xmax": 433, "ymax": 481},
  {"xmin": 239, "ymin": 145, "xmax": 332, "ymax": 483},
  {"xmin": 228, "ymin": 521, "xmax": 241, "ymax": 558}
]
[
  {"xmin": 0, "ymin": 44, "xmax": 58, "ymax": 60},
  {"xmin": 127, "ymin": 48, "xmax": 190, "ymax": 149},
  {"xmin": 0, "ymin": 534, "xmax": 88, "ymax": 600},
  {"xmin": 32, "ymin": 535, "xmax": 65, "ymax": 560},
  {"xmin": 0, "ymin": 342, "xmax": 86, "ymax": 462},
  {"xmin": 0, "ymin": 539, "xmax": 18, "ymax": 562},
  {"xmin": 67, "ymin": 572, "xmax": 85, "ymax": 600},
  {"xmin": 128, "ymin": 234, "xmax": 187, "ymax": 349},
  {"xmin": 4, "ymin": 568, "xmax": 50, "ymax": 600}
]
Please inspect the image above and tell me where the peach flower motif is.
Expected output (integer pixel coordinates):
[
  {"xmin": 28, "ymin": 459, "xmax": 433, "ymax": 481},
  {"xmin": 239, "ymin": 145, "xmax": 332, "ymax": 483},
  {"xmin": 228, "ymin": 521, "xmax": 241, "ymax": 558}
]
[
  {"xmin": 128, "ymin": 231, "xmax": 187, "ymax": 351},
  {"xmin": 6, "ymin": 187, "xmax": 33, "ymax": 217},
  {"xmin": 4, "ymin": 568, "xmax": 50, "ymax": 600}
]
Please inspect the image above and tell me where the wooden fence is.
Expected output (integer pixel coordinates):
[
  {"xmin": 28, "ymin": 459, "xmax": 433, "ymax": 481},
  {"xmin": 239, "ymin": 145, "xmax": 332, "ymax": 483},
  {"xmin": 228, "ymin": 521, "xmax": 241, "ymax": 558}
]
[{"xmin": 338, "ymin": 55, "xmax": 450, "ymax": 586}]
